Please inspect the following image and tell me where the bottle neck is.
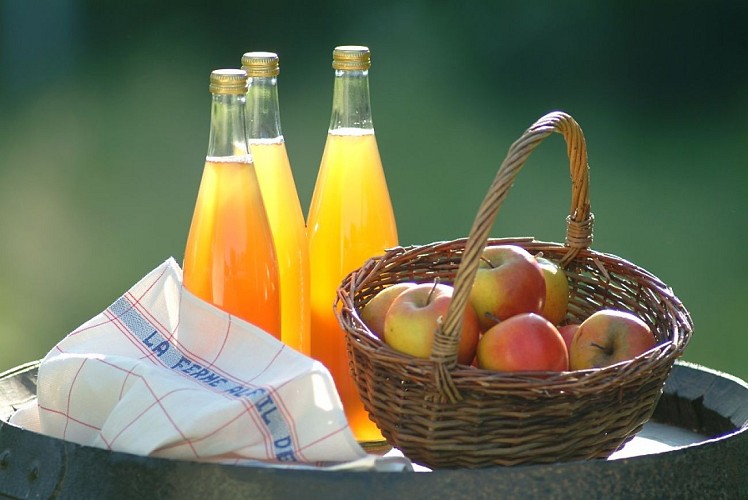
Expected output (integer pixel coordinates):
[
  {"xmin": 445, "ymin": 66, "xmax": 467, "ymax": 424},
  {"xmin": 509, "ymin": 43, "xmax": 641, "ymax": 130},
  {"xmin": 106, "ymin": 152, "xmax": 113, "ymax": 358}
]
[
  {"xmin": 329, "ymin": 69, "xmax": 373, "ymax": 132},
  {"xmin": 245, "ymin": 76, "xmax": 283, "ymax": 141},
  {"xmin": 207, "ymin": 93, "xmax": 251, "ymax": 160}
]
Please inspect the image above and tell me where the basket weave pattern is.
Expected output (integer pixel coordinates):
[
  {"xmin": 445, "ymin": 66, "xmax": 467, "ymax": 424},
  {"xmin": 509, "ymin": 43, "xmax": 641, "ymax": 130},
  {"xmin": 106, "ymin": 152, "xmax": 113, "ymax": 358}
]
[{"xmin": 336, "ymin": 112, "xmax": 693, "ymax": 468}]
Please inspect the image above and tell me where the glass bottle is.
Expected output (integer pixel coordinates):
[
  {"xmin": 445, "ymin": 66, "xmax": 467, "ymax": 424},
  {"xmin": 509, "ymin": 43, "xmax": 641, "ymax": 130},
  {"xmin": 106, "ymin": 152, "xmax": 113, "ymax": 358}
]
[
  {"xmin": 306, "ymin": 46, "xmax": 399, "ymax": 448},
  {"xmin": 183, "ymin": 69, "xmax": 281, "ymax": 338},
  {"xmin": 241, "ymin": 52, "xmax": 311, "ymax": 355}
]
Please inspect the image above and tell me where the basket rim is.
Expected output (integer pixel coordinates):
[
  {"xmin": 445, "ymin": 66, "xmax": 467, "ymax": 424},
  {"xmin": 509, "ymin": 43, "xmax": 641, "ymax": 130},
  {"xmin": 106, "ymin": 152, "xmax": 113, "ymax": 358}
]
[{"xmin": 336, "ymin": 235, "xmax": 693, "ymax": 388}]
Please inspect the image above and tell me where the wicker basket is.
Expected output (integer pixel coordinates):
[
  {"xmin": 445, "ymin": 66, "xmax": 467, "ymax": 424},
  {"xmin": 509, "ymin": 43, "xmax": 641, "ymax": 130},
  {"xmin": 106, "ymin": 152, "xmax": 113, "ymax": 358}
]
[{"xmin": 335, "ymin": 111, "xmax": 693, "ymax": 469}]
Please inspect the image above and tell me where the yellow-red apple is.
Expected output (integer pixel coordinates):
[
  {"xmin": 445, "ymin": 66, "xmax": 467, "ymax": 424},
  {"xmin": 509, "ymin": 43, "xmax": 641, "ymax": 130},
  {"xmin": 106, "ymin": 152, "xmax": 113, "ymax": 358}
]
[
  {"xmin": 476, "ymin": 313, "xmax": 568, "ymax": 372},
  {"xmin": 536, "ymin": 256, "xmax": 570, "ymax": 325},
  {"xmin": 469, "ymin": 245, "xmax": 546, "ymax": 331},
  {"xmin": 384, "ymin": 282, "xmax": 480, "ymax": 365},
  {"xmin": 569, "ymin": 310, "xmax": 656, "ymax": 370},
  {"xmin": 360, "ymin": 282, "xmax": 417, "ymax": 339}
]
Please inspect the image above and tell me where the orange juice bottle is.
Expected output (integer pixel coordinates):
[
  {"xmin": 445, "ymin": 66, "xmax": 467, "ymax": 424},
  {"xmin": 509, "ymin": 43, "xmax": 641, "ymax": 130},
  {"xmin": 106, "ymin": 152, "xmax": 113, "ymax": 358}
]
[
  {"xmin": 307, "ymin": 46, "xmax": 398, "ymax": 448},
  {"xmin": 183, "ymin": 69, "xmax": 281, "ymax": 337},
  {"xmin": 241, "ymin": 52, "xmax": 310, "ymax": 355}
]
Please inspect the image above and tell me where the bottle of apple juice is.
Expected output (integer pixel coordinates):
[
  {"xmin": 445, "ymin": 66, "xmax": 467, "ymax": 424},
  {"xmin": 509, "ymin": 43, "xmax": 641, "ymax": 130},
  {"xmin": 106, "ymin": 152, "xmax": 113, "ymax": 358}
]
[
  {"xmin": 183, "ymin": 69, "xmax": 281, "ymax": 338},
  {"xmin": 306, "ymin": 46, "xmax": 399, "ymax": 449},
  {"xmin": 242, "ymin": 52, "xmax": 310, "ymax": 355}
]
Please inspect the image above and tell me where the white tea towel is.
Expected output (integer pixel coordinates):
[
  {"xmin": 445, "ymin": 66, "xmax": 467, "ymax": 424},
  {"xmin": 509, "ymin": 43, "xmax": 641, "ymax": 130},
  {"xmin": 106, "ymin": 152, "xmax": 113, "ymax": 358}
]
[{"xmin": 10, "ymin": 258, "xmax": 409, "ymax": 471}]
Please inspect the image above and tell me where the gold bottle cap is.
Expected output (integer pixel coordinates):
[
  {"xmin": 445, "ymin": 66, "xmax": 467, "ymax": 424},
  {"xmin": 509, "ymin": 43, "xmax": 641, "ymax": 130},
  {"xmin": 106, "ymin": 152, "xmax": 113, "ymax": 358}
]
[
  {"xmin": 332, "ymin": 45, "xmax": 371, "ymax": 70},
  {"xmin": 209, "ymin": 69, "xmax": 248, "ymax": 95},
  {"xmin": 241, "ymin": 52, "xmax": 280, "ymax": 77}
]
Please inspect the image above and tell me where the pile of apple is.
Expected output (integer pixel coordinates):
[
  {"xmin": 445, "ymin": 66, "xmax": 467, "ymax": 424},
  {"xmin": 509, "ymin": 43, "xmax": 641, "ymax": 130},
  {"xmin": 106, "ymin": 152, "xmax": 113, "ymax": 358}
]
[{"xmin": 360, "ymin": 245, "xmax": 657, "ymax": 372}]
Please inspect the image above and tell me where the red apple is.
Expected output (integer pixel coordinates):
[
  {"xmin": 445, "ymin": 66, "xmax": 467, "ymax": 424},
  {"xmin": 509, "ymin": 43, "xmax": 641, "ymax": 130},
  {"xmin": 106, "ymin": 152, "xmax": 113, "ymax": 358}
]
[
  {"xmin": 536, "ymin": 256, "xmax": 570, "ymax": 325},
  {"xmin": 476, "ymin": 313, "xmax": 568, "ymax": 372},
  {"xmin": 569, "ymin": 309, "xmax": 657, "ymax": 370},
  {"xmin": 558, "ymin": 323, "xmax": 580, "ymax": 355},
  {"xmin": 360, "ymin": 282, "xmax": 418, "ymax": 339},
  {"xmin": 469, "ymin": 245, "xmax": 546, "ymax": 331},
  {"xmin": 384, "ymin": 282, "xmax": 480, "ymax": 365}
]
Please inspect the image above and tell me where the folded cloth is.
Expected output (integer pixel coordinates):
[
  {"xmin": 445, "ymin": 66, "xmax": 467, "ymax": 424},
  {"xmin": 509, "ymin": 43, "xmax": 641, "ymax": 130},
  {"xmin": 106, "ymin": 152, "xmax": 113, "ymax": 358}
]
[{"xmin": 10, "ymin": 258, "xmax": 410, "ymax": 471}]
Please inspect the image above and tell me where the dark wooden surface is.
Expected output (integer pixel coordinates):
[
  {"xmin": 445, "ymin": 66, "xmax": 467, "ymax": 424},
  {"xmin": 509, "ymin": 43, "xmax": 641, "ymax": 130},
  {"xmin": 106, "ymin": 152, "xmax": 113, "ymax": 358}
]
[{"xmin": 1, "ymin": 360, "xmax": 747, "ymax": 499}]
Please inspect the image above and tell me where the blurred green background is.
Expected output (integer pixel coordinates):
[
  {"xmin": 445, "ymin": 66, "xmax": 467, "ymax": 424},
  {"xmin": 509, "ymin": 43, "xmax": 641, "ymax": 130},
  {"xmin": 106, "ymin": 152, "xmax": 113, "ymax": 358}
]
[{"xmin": 1, "ymin": 1, "xmax": 746, "ymax": 380}]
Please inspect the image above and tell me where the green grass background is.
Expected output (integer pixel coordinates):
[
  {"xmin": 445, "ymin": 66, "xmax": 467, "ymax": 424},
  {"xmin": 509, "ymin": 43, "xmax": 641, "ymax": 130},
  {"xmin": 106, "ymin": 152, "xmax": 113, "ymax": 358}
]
[{"xmin": 1, "ymin": 2, "xmax": 746, "ymax": 380}]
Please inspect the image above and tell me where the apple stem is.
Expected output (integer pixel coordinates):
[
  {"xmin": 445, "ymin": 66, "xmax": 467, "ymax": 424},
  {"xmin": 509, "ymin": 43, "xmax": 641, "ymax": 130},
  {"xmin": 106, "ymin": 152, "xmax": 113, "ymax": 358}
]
[
  {"xmin": 479, "ymin": 256, "xmax": 495, "ymax": 269},
  {"xmin": 427, "ymin": 279, "xmax": 440, "ymax": 305},
  {"xmin": 590, "ymin": 341, "xmax": 614, "ymax": 356}
]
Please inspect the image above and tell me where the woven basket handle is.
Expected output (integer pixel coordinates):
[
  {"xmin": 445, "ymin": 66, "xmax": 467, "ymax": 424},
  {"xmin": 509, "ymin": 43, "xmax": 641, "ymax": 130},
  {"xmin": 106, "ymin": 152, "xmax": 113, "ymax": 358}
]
[{"xmin": 431, "ymin": 111, "xmax": 593, "ymax": 403}]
